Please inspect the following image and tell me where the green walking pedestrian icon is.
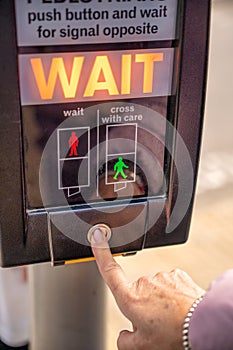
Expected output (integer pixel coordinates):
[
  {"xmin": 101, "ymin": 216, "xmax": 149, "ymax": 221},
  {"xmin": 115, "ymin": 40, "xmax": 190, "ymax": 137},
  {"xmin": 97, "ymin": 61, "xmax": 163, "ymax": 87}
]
[{"xmin": 113, "ymin": 157, "xmax": 129, "ymax": 180}]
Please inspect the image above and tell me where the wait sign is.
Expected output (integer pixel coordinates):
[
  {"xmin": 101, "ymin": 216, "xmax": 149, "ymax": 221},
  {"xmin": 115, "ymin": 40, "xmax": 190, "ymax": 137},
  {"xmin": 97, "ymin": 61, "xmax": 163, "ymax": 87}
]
[{"xmin": 18, "ymin": 49, "xmax": 175, "ymax": 105}]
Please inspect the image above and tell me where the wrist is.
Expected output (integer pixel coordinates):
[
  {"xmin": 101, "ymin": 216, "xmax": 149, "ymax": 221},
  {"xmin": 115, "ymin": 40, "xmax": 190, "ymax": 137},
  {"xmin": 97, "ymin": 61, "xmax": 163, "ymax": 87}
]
[{"xmin": 182, "ymin": 295, "xmax": 205, "ymax": 350}]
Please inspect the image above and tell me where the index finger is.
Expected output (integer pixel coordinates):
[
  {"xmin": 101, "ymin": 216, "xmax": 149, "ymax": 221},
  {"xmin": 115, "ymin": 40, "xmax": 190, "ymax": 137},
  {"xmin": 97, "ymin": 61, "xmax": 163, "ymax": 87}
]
[{"xmin": 91, "ymin": 229, "xmax": 131, "ymax": 313}]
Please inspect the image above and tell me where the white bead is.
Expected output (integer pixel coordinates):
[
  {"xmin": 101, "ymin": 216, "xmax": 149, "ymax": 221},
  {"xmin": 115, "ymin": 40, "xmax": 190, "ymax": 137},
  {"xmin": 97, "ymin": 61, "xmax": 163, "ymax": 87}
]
[{"xmin": 182, "ymin": 296, "xmax": 205, "ymax": 349}]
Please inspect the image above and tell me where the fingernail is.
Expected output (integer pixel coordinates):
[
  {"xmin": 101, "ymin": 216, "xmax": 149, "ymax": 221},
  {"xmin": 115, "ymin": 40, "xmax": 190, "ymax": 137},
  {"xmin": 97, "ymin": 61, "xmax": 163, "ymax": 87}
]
[{"xmin": 92, "ymin": 229, "xmax": 105, "ymax": 243}]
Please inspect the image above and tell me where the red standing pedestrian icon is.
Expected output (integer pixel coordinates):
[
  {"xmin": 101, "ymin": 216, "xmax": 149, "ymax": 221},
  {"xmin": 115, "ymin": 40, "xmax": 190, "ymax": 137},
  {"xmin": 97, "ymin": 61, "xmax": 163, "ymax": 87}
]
[{"xmin": 68, "ymin": 131, "xmax": 79, "ymax": 156}]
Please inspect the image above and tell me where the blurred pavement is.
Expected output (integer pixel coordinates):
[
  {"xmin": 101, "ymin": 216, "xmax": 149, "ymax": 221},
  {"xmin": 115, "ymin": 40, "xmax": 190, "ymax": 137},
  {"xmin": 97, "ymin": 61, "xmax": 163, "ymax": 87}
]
[{"xmin": 106, "ymin": 1, "xmax": 233, "ymax": 348}]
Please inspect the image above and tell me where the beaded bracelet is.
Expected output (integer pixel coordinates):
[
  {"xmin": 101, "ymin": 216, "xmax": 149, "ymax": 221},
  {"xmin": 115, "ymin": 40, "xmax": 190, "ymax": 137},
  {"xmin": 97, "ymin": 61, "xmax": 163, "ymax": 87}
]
[{"xmin": 182, "ymin": 295, "xmax": 204, "ymax": 350}]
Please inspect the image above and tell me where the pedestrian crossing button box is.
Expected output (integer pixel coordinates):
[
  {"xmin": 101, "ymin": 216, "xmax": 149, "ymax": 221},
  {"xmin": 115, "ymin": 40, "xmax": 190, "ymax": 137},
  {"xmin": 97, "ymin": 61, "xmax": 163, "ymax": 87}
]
[{"xmin": 0, "ymin": 0, "xmax": 210, "ymax": 266}]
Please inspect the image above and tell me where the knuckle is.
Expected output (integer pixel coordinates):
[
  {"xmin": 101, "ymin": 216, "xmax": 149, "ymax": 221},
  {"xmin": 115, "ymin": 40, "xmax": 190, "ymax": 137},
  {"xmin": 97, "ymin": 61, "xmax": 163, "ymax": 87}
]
[
  {"xmin": 154, "ymin": 271, "xmax": 169, "ymax": 280},
  {"xmin": 130, "ymin": 276, "xmax": 153, "ymax": 301},
  {"xmin": 135, "ymin": 276, "xmax": 151, "ymax": 289},
  {"xmin": 170, "ymin": 268, "xmax": 182, "ymax": 274},
  {"xmin": 138, "ymin": 276, "xmax": 150, "ymax": 284},
  {"xmin": 170, "ymin": 268, "xmax": 188, "ymax": 279}
]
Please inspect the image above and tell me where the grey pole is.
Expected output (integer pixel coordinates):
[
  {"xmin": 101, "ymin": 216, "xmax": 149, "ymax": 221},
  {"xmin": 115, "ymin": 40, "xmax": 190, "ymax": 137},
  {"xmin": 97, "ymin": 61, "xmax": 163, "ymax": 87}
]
[{"xmin": 29, "ymin": 261, "xmax": 106, "ymax": 350}]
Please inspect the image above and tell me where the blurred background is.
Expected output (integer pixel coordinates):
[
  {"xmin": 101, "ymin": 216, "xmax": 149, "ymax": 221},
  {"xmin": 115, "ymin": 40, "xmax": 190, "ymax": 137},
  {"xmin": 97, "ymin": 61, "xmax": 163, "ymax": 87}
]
[{"xmin": 106, "ymin": 0, "xmax": 233, "ymax": 348}]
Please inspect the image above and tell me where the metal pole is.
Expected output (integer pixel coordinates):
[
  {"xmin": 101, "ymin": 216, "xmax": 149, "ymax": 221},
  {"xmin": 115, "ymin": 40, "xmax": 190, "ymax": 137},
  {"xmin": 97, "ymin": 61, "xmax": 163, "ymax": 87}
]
[{"xmin": 29, "ymin": 261, "xmax": 106, "ymax": 350}]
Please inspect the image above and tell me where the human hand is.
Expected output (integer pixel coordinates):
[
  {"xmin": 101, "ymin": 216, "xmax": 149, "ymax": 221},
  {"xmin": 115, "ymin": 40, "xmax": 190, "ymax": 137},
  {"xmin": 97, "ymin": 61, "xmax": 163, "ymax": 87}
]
[{"xmin": 91, "ymin": 229, "xmax": 205, "ymax": 350}]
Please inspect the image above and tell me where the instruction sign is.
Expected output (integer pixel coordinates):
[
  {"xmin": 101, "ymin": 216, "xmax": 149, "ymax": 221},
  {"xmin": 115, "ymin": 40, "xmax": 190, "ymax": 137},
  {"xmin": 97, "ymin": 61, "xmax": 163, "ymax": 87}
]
[{"xmin": 15, "ymin": 0, "xmax": 178, "ymax": 46}]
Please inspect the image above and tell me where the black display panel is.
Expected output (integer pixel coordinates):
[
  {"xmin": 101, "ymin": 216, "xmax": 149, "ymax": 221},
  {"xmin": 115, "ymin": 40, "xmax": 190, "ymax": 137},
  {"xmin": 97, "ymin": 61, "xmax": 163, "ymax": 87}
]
[{"xmin": 15, "ymin": 0, "xmax": 182, "ymax": 211}]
